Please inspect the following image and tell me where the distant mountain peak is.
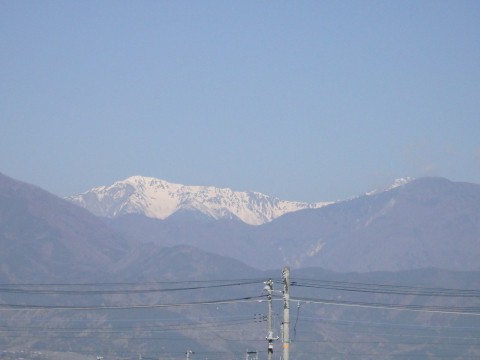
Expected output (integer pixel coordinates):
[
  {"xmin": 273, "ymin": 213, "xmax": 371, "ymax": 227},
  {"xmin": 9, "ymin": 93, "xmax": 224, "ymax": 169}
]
[
  {"xmin": 66, "ymin": 176, "xmax": 332, "ymax": 225},
  {"xmin": 365, "ymin": 177, "xmax": 415, "ymax": 196}
]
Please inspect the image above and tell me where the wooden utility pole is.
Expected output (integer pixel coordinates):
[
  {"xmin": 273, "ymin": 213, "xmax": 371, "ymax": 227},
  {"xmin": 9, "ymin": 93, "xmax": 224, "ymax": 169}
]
[{"xmin": 282, "ymin": 266, "xmax": 290, "ymax": 360}]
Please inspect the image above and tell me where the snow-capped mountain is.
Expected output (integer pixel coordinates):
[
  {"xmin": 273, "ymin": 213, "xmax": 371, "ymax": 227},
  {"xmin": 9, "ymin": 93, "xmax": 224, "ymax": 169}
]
[
  {"xmin": 364, "ymin": 177, "xmax": 414, "ymax": 196},
  {"xmin": 66, "ymin": 176, "xmax": 332, "ymax": 225}
]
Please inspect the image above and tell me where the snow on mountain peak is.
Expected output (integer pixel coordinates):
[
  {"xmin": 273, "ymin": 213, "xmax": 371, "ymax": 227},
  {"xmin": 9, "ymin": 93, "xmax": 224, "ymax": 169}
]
[
  {"xmin": 365, "ymin": 177, "xmax": 415, "ymax": 196},
  {"xmin": 66, "ymin": 176, "xmax": 332, "ymax": 225}
]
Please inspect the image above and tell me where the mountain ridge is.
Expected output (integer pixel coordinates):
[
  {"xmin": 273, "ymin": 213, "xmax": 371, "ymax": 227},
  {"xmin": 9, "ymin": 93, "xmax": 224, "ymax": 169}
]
[
  {"xmin": 2, "ymin": 171, "xmax": 480, "ymax": 359},
  {"xmin": 4, "ymin": 172, "xmax": 480, "ymax": 273},
  {"xmin": 257, "ymin": 176, "xmax": 480, "ymax": 271},
  {"xmin": 102, "ymin": 176, "xmax": 480, "ymax": 272},
  {"xmin": 66, "ymin": 175, "xmax": 333, "ymax": 225}
]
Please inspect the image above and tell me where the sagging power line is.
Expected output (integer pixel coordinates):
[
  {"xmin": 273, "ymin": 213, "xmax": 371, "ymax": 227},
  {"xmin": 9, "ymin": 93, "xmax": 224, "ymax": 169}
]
[{"xmin": 1, "ymin": 269, "xmax": 479, "ymax": 359}]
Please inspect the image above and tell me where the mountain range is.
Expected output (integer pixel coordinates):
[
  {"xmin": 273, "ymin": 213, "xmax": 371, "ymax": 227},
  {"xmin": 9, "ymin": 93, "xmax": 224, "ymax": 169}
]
[
  {"xmin": 1, "ymin": 171, "xmax": 480, "ymax": 359},
  {"xmin": 66, "ymin": 175, "xmax": 332, "ymax": 225},
  {"xmin": 67, "ymin": 175, "xmax": 480, "ymax": 272}
]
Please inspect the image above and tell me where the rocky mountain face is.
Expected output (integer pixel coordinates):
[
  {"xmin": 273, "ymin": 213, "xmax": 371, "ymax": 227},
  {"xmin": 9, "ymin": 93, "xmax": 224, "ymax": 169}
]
[{"xmin": 66, "ymin": 175, "xmax": 331, "ymax": 225}]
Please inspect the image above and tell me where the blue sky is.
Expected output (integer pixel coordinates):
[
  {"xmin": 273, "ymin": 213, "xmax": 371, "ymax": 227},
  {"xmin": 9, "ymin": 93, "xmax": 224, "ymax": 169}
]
[{"xmin": 1, "ymin": 1, "xmax": 479, "ymax": 202}]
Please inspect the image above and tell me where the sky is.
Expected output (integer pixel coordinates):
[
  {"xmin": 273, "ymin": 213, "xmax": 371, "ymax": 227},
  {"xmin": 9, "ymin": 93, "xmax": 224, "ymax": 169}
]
[{"xmin": 1, "ymin": 1, "xmax": 480, "ymax": 202}]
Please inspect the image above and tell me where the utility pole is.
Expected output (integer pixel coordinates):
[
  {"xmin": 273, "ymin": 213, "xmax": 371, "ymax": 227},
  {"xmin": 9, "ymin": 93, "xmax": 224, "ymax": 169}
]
[
  {"xmin": 282, "ymin": 266, "xmax": 290, "ymax": 360},
  {"xmin": 264, "ymin": 279, "xmax": 277, "ymax": 360}
]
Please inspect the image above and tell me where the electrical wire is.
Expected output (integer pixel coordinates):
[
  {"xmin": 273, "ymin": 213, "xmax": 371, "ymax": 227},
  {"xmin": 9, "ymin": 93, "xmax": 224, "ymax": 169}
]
[
  {"xmin": 1, "ymin": 274, "xmax": 479, "ymax": 360},
  {"xmin": 0, "ymin": 279, "xmax": 263, "ymax": 295},
  {"xmin": 290, "ymin": 295, "xmax": 480, "ymax": 315},
  {"xmin": 295, "ymin": 314, "xmax": 480, "ymax": 331},
  {"xmin": 0, "ymin": 278, "xmax": 266, "ymax": 287},
  {"xmin": 292, "ymin": 300, "xmax": 300, "ymax": 342},
  {"xmin": 291, "ymin": 278, "xmax": 480, "ymax": 297},
  {"xmin": 0, "ymin": 295, "xmax": 267, "ymax": 311}
]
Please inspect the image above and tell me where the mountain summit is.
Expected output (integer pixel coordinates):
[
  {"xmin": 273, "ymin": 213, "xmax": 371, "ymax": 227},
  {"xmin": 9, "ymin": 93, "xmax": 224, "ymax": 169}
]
[{"xmin": 66, "ymin": 176, "xmax": 332, "ymax": 225}]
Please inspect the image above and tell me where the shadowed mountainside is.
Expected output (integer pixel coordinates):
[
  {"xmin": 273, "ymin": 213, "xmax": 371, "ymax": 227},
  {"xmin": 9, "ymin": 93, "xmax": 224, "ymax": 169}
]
[{"xmin": 0, "ymin": 173, "xmax": 128, "ymax": 282}]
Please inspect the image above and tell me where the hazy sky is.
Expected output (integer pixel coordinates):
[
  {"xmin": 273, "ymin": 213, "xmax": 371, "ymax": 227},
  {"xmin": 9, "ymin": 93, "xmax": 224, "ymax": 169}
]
[{"xmin": 1, "ymin": 1, "xmax": 479, "ymax": 202}]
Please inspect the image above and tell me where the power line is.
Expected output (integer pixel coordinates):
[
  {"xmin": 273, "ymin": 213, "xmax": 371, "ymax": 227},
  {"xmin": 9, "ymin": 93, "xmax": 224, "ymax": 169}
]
[
  {"xmin": 0, "ymin": 314, "xmax": 264, "ymax": 332},
  {"xmin": 290, "ymin": 295, "xmax": 480, "ymax": 315},
  {"xmin": 0, "ymin": 295, "xmax": 267, "ymax": 311},
  {"xmin": 295, "ymin": 314, "xmax": 480, "ymax": 330},
  {"xmin": 291, "ymin": 278, "xmax": 480, "ymax": 297},
  {"xmin": 0, "ymin": 278, "xmax": 266, "ymax": 287},
  {"xmin": 0, "ymin": 279, "xmax": 263, "ymax": 295},
  {"xmin": 1, "ymin": 272, "xmax": 479, "ymax": 360}
]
